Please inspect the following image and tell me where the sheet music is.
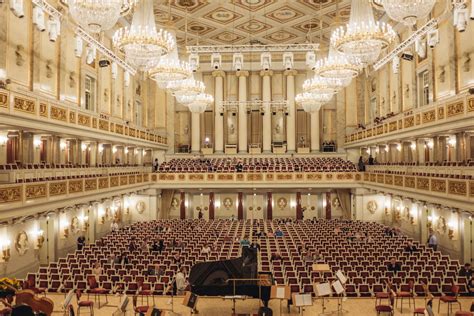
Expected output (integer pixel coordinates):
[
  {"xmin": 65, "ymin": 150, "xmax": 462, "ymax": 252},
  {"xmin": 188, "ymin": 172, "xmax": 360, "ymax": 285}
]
[
  {"xmin": 315, "ymin": 282, "xmax": 332, "ymax": 297},
  {"xmin": 336, "ymin": 270, "xmax": 347, "ymax": 284},
  {"xmin": 276, "ymin": 287, "xmax": 286, "ymax": 299},
  {"xmin": 332, "ymin": 280, "xmax": 344, "ymax": 295},
  {"xmin": 294, "ymin": 293, "xmax": 313, "ymax": 307}
]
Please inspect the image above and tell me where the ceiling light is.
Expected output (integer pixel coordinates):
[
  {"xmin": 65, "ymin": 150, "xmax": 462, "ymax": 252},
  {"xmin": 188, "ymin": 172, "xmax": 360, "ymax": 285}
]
[
  {"xmin": 68, "ymin": 0, "xmax": 136, "ymax": 33},
  {"xmin": 295, "ymin": 92, "xmax": 332, "ymax": 113},
  {"xmin": 373, "ymin": 0, "xmax": 436, "ymax": 26},
  {"xmin": 314, "ymin": 46, "xmax": 359, "ymax": 87},
  {"xmin": 331, "ymin": 0, "xmax": 396, "ymax": 67},
  {"xmin": 186, "ymin": 93, "xmax": 214, "ymax": 113},
  {"xmin": 302, "ymin": 76, "xmax": 341, "ymax": 95},
  {"xmin": 113, "ymin": 1, "xmax": 175, "ymax": 71}
]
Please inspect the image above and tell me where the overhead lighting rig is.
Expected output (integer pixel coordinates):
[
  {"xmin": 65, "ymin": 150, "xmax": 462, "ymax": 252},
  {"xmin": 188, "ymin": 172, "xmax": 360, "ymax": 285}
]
[{"xmin": 186, "ymin": 43, "xmax": 319, "ymax": 54}]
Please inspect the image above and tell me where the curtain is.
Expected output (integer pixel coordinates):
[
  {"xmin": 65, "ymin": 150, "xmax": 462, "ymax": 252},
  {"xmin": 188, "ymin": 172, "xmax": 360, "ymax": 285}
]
[
  {"xmin": 336, "ymin": 189, "xmax": 352, "ymax": 219},
  {"xmin": 160, "ymin": 189, "xmax": 175, "ymax": 219}
]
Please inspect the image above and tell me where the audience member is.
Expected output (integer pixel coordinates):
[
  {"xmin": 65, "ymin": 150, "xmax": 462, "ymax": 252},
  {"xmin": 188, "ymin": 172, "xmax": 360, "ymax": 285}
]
[
  {"xmin": 240, "ymin": 235, "xmax": 250, "ymax": 247},
  {"xmin": 151, "ymin": 241, "xmax": 159, "ymax": 252},
  {"xmin": 404, "ymin": 241, "xmax": 418, "ymax": 253},
  {"xmin": 358, "ymin": 156, "xmax": 365, "ymax": 172},
  {"xmin": 175, "ymin": 267, "xmax": 188, "ymax": 296},
  {"xmin": 92, "ymin": 262, "xmax": 102, "ymax": 278},
  {"xmin": 274, "ymin": 228, "xmax": 284, "ymax": 237},
  {"xmin": 153, "ymin": 158, "xmax": 159, "ymax": 172},
  {"xmin": 201, "ymin": 243, "xmax": 211, "ymax": 255},
  {"xmin": 110, "ymin": 220, "xmax": 119, "ymax": 232},
  {"xmin": 77, "ymin": 235, "xmax": 86, "ymax": 250},
  {"xmin": 387, "ymin": 257, "xmax": 401, "ymax": 273},
  {"xmin": 271, "ymin": 252, "xmax": 282, "ymax": 261},
  {"xmin": 427, "ymin": 230, "xmax": 438, "ymax": 251},
  {"xmin": 459, "ymin": 263, "xmax": 473, "ymax": 278}
]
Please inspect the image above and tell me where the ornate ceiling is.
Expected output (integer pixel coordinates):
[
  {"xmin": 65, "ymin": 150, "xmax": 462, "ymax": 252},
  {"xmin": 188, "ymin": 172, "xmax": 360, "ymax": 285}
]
[{"xmin": 152, "ymin": 0, "xmax": 361, "ymax": 50}]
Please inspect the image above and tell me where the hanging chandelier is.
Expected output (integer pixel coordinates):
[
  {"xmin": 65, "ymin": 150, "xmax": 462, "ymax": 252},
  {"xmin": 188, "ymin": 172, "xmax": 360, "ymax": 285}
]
[
  {"xmin": 302, "ymin": 76, "xmax": 342, "ymax": 95},
  {"xmin": 186, "ymin": 93, "xmax": 214, "ymax": 113},
  {"xmin": 295, "ymin": 92, "xmax": 332, "ymax": 113},
  {"xmin": 68, "ymin": 0, "xmax": 136, "ymax": 33},
  {"xmin": 314, "ymin": 47, "xmax": 360, "ymax": 87},
  {"xmin": 331, "ymin": 0, "xmax": 396, "ymax": 67},
  {"xmin": 167, "ymin": 78, "xmax": 205, "ymax": 96},
  {"xmin": 372, "ymin": 0, "xmax": 436, "ymax": 26},
  {"xmin": 113, "ymin": 1, "xmax": 175, "ymax": 71}
]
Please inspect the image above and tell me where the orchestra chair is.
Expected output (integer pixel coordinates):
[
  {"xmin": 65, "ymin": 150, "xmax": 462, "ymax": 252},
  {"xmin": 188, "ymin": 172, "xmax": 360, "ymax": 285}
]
[
  {"xmin": 76, "ymin": 289, "xmax": 94, "ymax": 316},
  {"xmin": 132, "ymin": 295, "xmax": 149, "ymax": 316},
  {"xmin": 438, "ymin": 284, "xmax": 462, "ymax": 315}
]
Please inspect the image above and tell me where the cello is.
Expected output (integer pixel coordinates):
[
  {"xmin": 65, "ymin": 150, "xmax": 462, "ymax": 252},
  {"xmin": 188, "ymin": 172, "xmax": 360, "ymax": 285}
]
[{"xmin": 14, "ymin": 290, "xmax": 54, "ymax": 316}]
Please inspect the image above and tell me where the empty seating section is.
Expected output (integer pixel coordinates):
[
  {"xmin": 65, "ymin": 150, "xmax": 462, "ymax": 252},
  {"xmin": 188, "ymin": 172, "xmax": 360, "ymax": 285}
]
[
  {"xmin": 159, "ymin": 157, "xmax": 357, "ymax": 173},
  {"xmin": 0, "ymin": 163, "xmax": 151, "ymax": 183},
  {"xmin": 366, "ymin": 162, "xmax": 474, "ymax": 180},
  {"xmin": 26, "ymin": 219, "xmax": 466, "ymax": 299}
]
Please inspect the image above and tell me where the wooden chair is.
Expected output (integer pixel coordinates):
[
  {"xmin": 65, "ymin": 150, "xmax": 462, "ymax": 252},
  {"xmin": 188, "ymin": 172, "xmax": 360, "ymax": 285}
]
[
  {"xmin": 396, "ymin": 281, "xmax": 415, "ymax": 313},
  {"xmin": 132, "ymin": 295, "xmax": 148, "ymax": 316}
]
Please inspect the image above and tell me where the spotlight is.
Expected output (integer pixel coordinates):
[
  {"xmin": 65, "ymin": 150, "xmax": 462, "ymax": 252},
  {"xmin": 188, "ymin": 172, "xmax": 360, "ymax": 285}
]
[
  {"xmin": 282, "ymin": 52, "xmax": 294, "ymax": 70},
  {"xmin": 33, "ymin": 5, "xmax": 45, "ymax": 32},
  {"xmin": 9, "ymin": 0, "xmax": 24, "ymax": 18},
  {"xmin": 401, "ymin": 51, "xmax": 414, "ymax": 61},
  {"xmin": 260, "ymin": 112, "xmax": 264, "ymax": 116},
  {"xmin": 260, "ymin": 52, "xmax": 271, "ymax": 71},
  {"xmin": 392, "ymin": 56, "xmax": 400, "ymax": 74},
  {"xmin": 427, "ymin": 29, "xmax": 439, "ymax": 48},
  {"xmin": 415, "ymin": 38, "xmax": 426, "ymax": 59},
  {"xmin": 47, "ymin": 18, "xmax": 60, "ymax": 42},
  {"xmin": 111, "ymin": 62, "xmax": 118, "ymax": 79},
  {"xmin": 233, "ymin": 53, "xmax": 244, "ymax": 71},
  {"xmin": 211, "ymin": 53, "xmax": 221, "ymax": 70},
  {"xmin": 272, "ymin": 111, "xmax": 276, "ymax": 115},
  {"xmin": 454, "ymin": 5, "xmax": 468, "ymax": 32},
  {"xmin": 99, "ymin": 60, "xmax": 110, "ymax": 68}
]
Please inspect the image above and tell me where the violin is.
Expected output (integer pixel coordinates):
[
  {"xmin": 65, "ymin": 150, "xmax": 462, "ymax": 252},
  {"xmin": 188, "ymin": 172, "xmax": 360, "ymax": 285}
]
[{"xmin": 15, "ymin": 290, "xmax": 54, "ymax": 316}]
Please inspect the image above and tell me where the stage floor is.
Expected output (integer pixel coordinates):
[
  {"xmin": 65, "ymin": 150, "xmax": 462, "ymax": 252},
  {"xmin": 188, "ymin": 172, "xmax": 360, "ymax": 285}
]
[{"xmin": 42, "ymin": 293, "xmax": 473, "ymax": 315}]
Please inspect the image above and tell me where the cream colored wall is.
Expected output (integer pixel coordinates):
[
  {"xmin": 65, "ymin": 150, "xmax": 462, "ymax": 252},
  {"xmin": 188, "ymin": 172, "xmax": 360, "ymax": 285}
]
[
  {"xmin": 272, "ymin": 193, "xmax": 295, "ymax": 218},
  {"xmin": 215, "ymin": 193, "xmax": 238, "ymax": 219}
]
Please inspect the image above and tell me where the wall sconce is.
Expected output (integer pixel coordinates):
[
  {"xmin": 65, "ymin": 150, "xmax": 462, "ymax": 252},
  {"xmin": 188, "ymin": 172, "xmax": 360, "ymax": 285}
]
[
  {"xmin": 98, "ymin": 207, "xmax": 105, "ymax": 224},
  {"xmin": 410, "ymin": 142, "xmax": 416, "ymax": 150},
  {"xmin": 0, "ymin": 134, "xmax": 8, "ymax": 146},
  {"xmin": 98, "ymin": 144, "xmax": 104, "ymax": 154},
  {"xmin": 0, "ymin": 240, "xmax": 11, "ymax": 263},
  {"xmin": 61, "ymin": 220, "xmax": 69, "ymax": 239},
  {"xmin": 124, "ymin": 147, "xmax": 129, "ymax": 155},
  {"xmin": 124, "ymin": 200, "xmax": 130, "ymax": 215},
  {"xmin": 448, "ymin": 221, "xmax": 455, "ymax": 240},
  {"xmin": 78, "ymin": 215, "xmax": 89, "ymax": 231},
  {"xmin": 112, "ymin": 146, "xmax": 117, "ymax": 154},
  {"xmin": 427, "ymin": 140, "xmax": 434, "ymax": 149},
  {"xmin": 427, "ymin": 215, "xmax": 433, "ymax": 229},
  {"xmin": 60, "ymin": 140, "xmax": 67, "ymax": 151},
  {"xmin": 33, "ymin": 138, "xmax": 42, "ymax": 149},
  {"xmin": 0, "ymin": 69, "xmax": 10, "ymax": 89},
  {"xmin": 81, "ymin": 143, "xmax": 88, "ymax": 151},
  {"xmin": 33, "ymin": 229, "xmax": 45, "ymax": 249},
  {"xmin": 396, "ymin": 144, "xmax": 402, "ymax": 151},
  {"xmin": 448, "ymin": 137, "xmax": 456, "ymax": 147}
]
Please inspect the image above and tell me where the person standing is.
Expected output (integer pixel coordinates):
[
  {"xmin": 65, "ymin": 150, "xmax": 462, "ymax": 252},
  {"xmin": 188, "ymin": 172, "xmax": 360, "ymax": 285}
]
[
  {"xmin": 153, "ymin": 158, "xmax": 159, "ymax": 172},
  {"xmin": 427, "ymin": 230, "xmax": 438, "ymax": 251},
  {"xmin": 175, "ymin": 267, "xmax": 187, "ymax": 295},
  {"xmin": 77, "ymin": 235, "xmax": 86, "ymax": 250}
]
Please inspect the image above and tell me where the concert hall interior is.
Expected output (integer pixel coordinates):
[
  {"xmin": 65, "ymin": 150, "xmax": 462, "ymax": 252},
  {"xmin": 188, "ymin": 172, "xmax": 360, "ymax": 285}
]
[{"xmin": 0, "ymin": 0, "xmax": 474, "ymax": 315}]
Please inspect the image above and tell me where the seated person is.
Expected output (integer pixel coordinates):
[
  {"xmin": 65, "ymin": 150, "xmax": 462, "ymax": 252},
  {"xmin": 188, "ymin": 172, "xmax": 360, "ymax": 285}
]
[
  {"xmin": 271, "ymin": 252, "xmax": 282, "ymax": 261},
  {"xmin": 147, "ymin": 264, "xmax": 165, "ymax": 277},
  {"xmin": 201, "ymin": 244, "xmax": 211, "ymax": 255},
  {"xmin": 334, "ymin": 226, "xmax": 342, "ymax": 234},
  {"xmin": 151, "ymin": 241, "xmax": 159, "ymax": 252},
  {"xmin": 250, "ymin": 242, "xmax": 260, "ymax": 251},
  {"xmin": 240, "ymin": 235, "xmax": 250, "ymax": 247},
  {"xmin": 404, "ymin": 241, "xmax": 418, "ymax": 253},
  {"xmin": 387, "ymin": 257, "xmax": 401, "ymax": 273},
  {"xmin": 274, "ymin": 228, "xmax": 284, "ymax": 237},
  {"xmin": 459, "ymin": 263, "xmax": 473, "ymax": 278}
]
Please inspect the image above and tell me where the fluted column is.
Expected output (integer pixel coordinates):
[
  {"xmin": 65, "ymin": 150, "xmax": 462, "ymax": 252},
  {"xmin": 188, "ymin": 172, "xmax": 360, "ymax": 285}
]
[
  {"xmin": 310, "ymin": 110, "xmax": 320, "ymax": 152},
  {"xmin": 261, "ymin": 70, "xmax": 273, "ymax": 153},
  {"xmin": 237, "ymin": 71, "xmax": 249, "ymax": 153},
  {"xmin": 191, "ymin": 112, "xmax": 201, "ymax": 153},
  {"xmin": 284, "ymin": 70, "xmax": 297, "ymax": 153},
  {"xmin": 213, "ymin": 70, "xmax": 225, "ymax": 153}
]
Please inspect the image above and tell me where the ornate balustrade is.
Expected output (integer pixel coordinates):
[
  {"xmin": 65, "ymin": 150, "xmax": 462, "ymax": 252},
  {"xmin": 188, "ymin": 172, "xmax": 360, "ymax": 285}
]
[
  {"xmin": 0, "ymin": 173, "xmax": 150, "ymax": 208},
  {"xmin": 366, "ymin": 164, "xmax": 474, "ymax": 179},
  {"xmin": 0, "ymin": 89, "xmax": 167, "ymax": 147},
  {"xmin": 345, "ymin": 94, "xmax": 474, "ymax": 145}
]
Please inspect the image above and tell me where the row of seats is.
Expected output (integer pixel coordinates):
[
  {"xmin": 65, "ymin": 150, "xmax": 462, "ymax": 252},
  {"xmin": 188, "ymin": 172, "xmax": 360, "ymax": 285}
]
[
  {"xmin": 159, "ymin": 157, "xmax": 357, "ymax": 173},
  {"xmin": 25, "ymin": 219, "xmax": 466, "ymax": 300}
]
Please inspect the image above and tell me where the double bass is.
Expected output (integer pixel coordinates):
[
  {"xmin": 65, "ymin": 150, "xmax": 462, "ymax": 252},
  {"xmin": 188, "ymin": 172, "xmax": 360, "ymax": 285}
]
[{"xmin": 14, "ymin": 290, "xmax": 54, "ymax": 316}]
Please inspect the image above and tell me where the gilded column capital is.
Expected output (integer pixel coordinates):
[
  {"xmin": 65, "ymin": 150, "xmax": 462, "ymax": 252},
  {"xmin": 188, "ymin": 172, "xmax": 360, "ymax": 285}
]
[
  {"xmin": 236, "ymin": 70, "xmax": 249, "ymax": 78},
  {"xmin": 212, "ymin": 70, "xmax": 226, "ymax": 78},
  {"xmin": 284, "ymin": 70, "xmax": 298, "ymax": 77},
  {"xmin": 260, "ymin": 70, "xmax": 273, "ymax": 77}
]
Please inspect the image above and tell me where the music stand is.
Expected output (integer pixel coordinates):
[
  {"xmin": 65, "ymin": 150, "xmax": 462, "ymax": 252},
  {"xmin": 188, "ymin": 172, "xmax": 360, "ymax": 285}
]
[
  {"xmin": 292, "ymin": 293, "xmax": 313, "ymax": 316},
  {"xmin": 312, "ymin": 264, "xmax": 331, "ymax": 315},
  {"xmin": 270, "ymin": 285, "xmax": 290, "ymax": 315},
  {"xmin": 314, "ymin": 282, "xmax": 332, "ymax": 315},
  {"xmin": 334, "ymin": 270, "xmax": 349, "ymax": 314}
]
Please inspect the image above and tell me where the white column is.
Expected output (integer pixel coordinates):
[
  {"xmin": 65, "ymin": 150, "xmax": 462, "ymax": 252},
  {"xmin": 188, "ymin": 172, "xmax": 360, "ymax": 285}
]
[
  {"xmin": 310, "ymin": 110, "xmax": 320, "ymax": 152},
  {"xmin": 284, "ymin": 70, "xmax": 297, "ymax": 153},
  {"xmin": 213, "ymin": 70, "xmax": 225, "ymax": 153},
  {"xmin": 237, "ymin": 71, "xmax": 249, "ymax": 153},
  {"xmin": 191, "ymin": 112, "xmax": 201, "ymax": 153},
  {"xmin": 261, "ymin": 70, "xmax": 273, "ymax": 153}
]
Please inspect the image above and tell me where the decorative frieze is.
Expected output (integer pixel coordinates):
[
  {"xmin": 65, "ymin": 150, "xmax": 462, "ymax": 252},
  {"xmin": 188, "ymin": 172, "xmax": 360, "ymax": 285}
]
[
  {"xmin": 25, "ymin": 184, "xmax": 47, "ymax": 199},
  {"xmin": 446, "ymin": 102, "xmax": 464, "ymax": 117},
  {"xmin": 422, "ymin": 110, "xmax": 435, "ymax": 124},
  {"xmin": 84, "ymin": 179, "xmax": 97, "ymax": 191},
  {"xmin": 448, "ymin": 180, "xmax": 467, "ymax": 196},
  {"xmin": 0, "ymin": 186, "xmax": 22, "ymax": 203},
  {"xmin": 39, "ymin": 103, "xmax": 48, "ymax": 117},
  {"xmin": 78, "ymin": 114, "xmax": 91, "ymax": 127},
  {"xmin": 49, "ymin": 181, "xmax": 67, "ymax": 196},
  {"xmin": 68, "ymin": 180, "xmax": 83, "ymax": 193},
  {"xmin": 13, "ymin": 96, "xmax": 35, "ymax": 114},
  {"xmin": 416, "ymin": 177, "xmax": 429, "ymax": 190},
  {"xmin": 50, "ymin": 106, "xmax": 67, "ymax": 121},
  {"xmin": 0, "ymin": 92, "xmax": 7, "ymax": 108}
]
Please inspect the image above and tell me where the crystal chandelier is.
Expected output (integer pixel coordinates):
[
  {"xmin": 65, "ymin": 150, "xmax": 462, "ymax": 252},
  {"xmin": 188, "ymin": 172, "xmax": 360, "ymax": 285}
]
[
  {"xmin": 113, "ymin": 1, "xmax": 175, "ymax": 71},
  {"xmin": 302, "ymin": 76, "xmax": 342, "ymax": 95},
  {"xmin": 372, "ymin": 0, "xmax": 436, "ymax": 26},
  {"xmin": 331, "ymin": 0, "xmax": 396, "ymax": 66},
  {"xmin": 167, "ymin": 78, "xmax": 205, "ymax": 97},
  {"xmin": 314, "ymin": 47, "xmax": 360, "ymax": 87},
  {"xmin": 186, "ymin": 93, "xmax": 214, "ymax": 113},
  {"xmin": 295, "ymin": 92, "xmax": 332, "ymax": 113},
  {"xmin": 68, "ymin": 0, "xmax": 136, "ymax": 33}
]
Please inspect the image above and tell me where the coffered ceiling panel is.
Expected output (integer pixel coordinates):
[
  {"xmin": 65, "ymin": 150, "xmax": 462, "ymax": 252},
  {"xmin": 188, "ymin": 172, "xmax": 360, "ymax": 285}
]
[{"xmin": 152, "ymin": 0, "xmax": 372, "ymax": 50}]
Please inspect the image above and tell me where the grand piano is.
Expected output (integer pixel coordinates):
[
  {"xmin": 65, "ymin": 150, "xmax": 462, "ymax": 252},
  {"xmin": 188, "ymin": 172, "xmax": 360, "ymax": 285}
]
[{"xmin": 188, "ymin": 247, "xmax": 274, "ymax": 306}]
